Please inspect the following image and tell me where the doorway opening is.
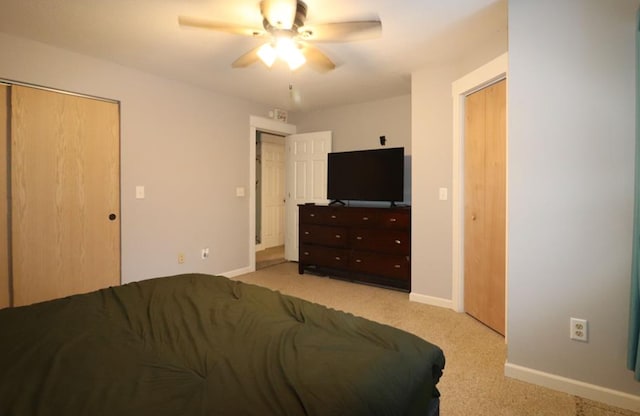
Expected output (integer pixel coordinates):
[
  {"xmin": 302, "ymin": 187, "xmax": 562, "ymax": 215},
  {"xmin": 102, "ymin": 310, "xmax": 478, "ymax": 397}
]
[
  {"xmin": 248, "ymin": 116, "xmax": 296, "ymax": 273},
  {"xmin": 255, "ymin": 131, "xmax": 286, "ymax": 269}
]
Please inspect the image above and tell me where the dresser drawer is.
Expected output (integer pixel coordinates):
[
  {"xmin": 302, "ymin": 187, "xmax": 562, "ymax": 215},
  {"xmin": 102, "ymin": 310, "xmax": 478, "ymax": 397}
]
[
  {"xmin": 349, "ymin": 251, "xmax": 409, "ymax": 280},
  {"xmin": 345, "ymin": 208, "xmax": 410, "ymax": 229},
  {"xmin": 300, "ymin": 224, "xmax": 348, "ymax": 247},
  {"xmin": 299, "ymin": 245, "xmax": 349, "ymax": 268},
  {"xmin": 299, "ymin": 206, "xmax": 354, "ymax": 226},
  {"xmin": 376, "ymin": 210, "xmax": 410, "ymax": 229},
  {"xmin": 350, "ymin": 229, "xmax": 410, "ymax": 254}
]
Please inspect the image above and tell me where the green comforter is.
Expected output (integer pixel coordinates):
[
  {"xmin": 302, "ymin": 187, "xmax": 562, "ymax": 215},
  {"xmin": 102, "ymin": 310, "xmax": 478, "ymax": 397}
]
[{"xmin": 0, "ymin": 274, "xmax": 444, "ymax": 415}]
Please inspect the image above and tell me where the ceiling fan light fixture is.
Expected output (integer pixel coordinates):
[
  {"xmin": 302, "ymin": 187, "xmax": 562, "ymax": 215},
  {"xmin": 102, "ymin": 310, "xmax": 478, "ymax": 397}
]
[
  {"xmin": 261, "ymin": 0, "xmax": 297, "ymax": 29},
  {"xmin": 180, "ymin": 0, "xmax": 379, "ymax": 73},
  {"xmin": 257, "ymin": 43, "xmax": 277, "ymax": 67},
  {"xmin": 284, "ymin": 49, "xmax": 306, "ymax": 70},
  {"xmin": 275, "ymin": 37, "xmax": 306, "ymax": 70}
]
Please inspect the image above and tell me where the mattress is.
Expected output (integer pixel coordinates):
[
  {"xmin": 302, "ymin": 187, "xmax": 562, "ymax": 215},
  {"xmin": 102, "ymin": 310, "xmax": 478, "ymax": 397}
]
[{"xmin": 0, "ymin": 273, "xmax": 444, "ymax": 415}]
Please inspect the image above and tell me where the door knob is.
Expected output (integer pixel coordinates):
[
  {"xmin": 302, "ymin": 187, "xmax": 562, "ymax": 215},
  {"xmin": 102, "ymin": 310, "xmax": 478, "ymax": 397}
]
[
  {"xmin": 109, "ymin": 213, "xmax": 117, "ymax": 221},
  {"xmin": 471, "ymin": 215, "xmax": 477, "ymax": 221}
]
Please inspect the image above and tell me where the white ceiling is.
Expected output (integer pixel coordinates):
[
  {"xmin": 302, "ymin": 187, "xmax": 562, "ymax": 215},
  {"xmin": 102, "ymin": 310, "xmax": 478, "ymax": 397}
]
[{"xmin": 0, "ymin": 0, "xmax": 507, "ymax": 112}]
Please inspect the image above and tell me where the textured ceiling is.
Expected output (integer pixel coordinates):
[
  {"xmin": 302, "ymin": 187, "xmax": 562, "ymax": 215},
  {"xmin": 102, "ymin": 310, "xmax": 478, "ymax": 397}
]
[{"xmin": 0, "ymin": 0, "xmax": 507, "ymax": 112}]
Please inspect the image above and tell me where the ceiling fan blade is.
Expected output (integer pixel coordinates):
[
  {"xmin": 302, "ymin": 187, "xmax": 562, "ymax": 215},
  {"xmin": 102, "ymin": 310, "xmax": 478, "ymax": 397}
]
[
  {"xmin": 298, "ymin": 20, "xmax": 382, "ymax": 42},
  {"xmin": 231, "ymin": 45, "xmax": 264, "ymax": 68},
  {"xmin": 301, "ymin": 44, "xmax": 336, "ymax": 73},
  {"xmin": 260, "ymin": 0, "xmax": 297, "ymax": 29},
  {"xmin": 178, "ymin": 16, "xmax": 265, "ymax": 37}
]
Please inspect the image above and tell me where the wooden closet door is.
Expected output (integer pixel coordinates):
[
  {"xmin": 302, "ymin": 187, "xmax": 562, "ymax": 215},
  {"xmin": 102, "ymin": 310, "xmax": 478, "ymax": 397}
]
[
  {"xmin": 464, "ymin": 79, "xmax": 506, "ymax": 335},
  {"xmin": 11, "ymin": 86, "xmax": 120, "ymax": 306},
  {"xmin": 0, "ymin": 85, "xmax": 8, "ymax": 309}
]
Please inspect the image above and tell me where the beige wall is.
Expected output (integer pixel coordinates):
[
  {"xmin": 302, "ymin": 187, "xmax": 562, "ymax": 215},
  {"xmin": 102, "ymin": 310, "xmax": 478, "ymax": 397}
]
[
  {"xmin": 411, "ymin": 55, "xmax": 507, "ymax": 298},
  {"xmin": 295, "ymin": 95, "xmax": 411, "ymax": 153},
  {"xmin": 506, "ymin": 0, "xmax": 640, "ymax": 405},
  {"xmin": 0, "ymin": 32, "xmax": 272, "ymax": 283}
]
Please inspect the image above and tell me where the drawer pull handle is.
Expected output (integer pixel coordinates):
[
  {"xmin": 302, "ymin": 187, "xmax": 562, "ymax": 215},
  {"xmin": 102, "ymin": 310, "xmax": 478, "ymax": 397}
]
[
  {"xmin": 335, "ymin": 235, "xmax": 341, "ymax": 239},
  {"xmin": 362, "ymin": 216, "xmax": 369, "ymax": 221},
  {"xmin": 304, "ymin": 252, "xmax": 309, "ymax": 255},
  {"xmin": 395, "ymin": 239, "xmax": 401, "ymax": 244},
  {"xmin": 310, "ymin": 213, "xmax": 315, "ymax": 217},
  {"xmin": 394, "ymin": 264, "xmax": 401, "ymax": 268},
  {"xmin": 304, "ymin": 231, "xmax": 310, "ymax": 235},
  {"xmin": 355, "ymin": 259, "xmax": 362, "ymax": 263},
  {"xmin": 390, "ymin": 218, "xmax": 397, "ymax": 223},
  {"xmin": 356, "ymin": 236, "xmax": 363, "ymax": 240},
  {"xmin": 335, "ymin": 256, "xmax": 341, "ymax": 261},
  {"xmin": 331, "ymin": 215, "xmax": 337, "ymax": 219}
]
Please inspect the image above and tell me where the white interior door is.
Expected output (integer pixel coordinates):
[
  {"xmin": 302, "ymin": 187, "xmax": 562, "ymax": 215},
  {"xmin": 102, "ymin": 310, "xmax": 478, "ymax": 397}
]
[
  {"xmin": 284, "ymin": 131, "xmax": 332, "ymax": 261},
  {"xmin": 261, "ymin": 139, "xmax": 285, "ymax": 249}
]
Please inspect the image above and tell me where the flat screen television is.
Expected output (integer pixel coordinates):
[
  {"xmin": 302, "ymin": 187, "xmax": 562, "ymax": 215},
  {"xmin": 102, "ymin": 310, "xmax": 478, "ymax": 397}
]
[{"xmin": 327, "ymin": 147, "xmax": 404, "ymax": 205}]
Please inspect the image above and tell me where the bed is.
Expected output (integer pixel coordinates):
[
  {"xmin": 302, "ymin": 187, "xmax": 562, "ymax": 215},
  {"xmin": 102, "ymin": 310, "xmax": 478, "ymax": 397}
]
[{"xmin": 0, "ymin": 273, "xmax": 445, "ymax": 415}]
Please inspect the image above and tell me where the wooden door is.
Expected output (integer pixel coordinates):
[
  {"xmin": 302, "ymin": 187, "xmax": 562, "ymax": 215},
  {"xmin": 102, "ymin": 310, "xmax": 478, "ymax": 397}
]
[
  {"xmin": 0, "ymin": 85, "xmax": 8, "ymax": 309},
  {"xmin": 284, "ymin": 131, "xmax": 332, "ymax": 261},
  {"xmin": 261, "ymin": 138, "xmax": 285, "ymax": 249},
  {"xmin": 11, "ymin": 85, "xmax": 120, "ymax": 306},
  {"xmin": 464, "ymin": 79, "xmax": 506, "ymax": 335}
]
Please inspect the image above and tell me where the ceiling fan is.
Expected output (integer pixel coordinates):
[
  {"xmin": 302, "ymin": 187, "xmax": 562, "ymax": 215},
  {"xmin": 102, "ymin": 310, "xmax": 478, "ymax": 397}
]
[{"xmin": 178, "ymin": 0, "xmax": 382, "ymax": 72}]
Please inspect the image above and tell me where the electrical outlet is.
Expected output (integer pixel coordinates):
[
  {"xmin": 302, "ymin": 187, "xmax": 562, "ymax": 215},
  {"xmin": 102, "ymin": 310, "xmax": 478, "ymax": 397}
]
[
  {"xmin": 570, "ymin": 318, "xmax": 588, "ymax": 342},
  {"xmin": 178, "ymin": 253, "xmax": 185, "ymax": 264},
  {"xmin": 201, "ymin": 248, "xmax": 209, "ymax": 259}
]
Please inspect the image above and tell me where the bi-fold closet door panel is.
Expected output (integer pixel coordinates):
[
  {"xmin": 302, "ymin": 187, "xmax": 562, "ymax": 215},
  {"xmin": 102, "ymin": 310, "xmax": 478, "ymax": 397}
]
[
  {"xmin": 0, "ymin": 85, "xmax": 9, "ymax": 309},
  {"xmin": 9, "ymin": 85, "xmax": 120, "ymax": 307},
  {"xmin": 463, "ymin": 79, "xmax": 506, "ymax": 336}
]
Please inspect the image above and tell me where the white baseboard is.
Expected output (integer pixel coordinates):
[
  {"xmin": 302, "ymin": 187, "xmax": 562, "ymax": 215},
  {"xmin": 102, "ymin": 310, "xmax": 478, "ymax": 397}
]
[
  {"xmin": 504, "ymin": 362, "xmax": 640, "ymax": 412},
  {"xmin": 223, "ymin": 265, "xmax": 254, "ymax": 278},
  {"xmin": 409, "ymin": 292, "xmax": 453, "ymax": 309}
]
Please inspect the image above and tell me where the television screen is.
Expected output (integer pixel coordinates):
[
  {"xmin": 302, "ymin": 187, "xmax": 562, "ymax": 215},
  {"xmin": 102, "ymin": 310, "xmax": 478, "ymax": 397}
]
[{"xmin": 327, "ymin": 147, "xmax": 404, "ymax": 203}]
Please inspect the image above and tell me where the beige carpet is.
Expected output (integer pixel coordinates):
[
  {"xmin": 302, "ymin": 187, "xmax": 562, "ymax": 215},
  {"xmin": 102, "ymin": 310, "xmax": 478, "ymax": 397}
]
[{"xmin": 235, "ymin": 262, "xmax": 639, "ymax": 416}]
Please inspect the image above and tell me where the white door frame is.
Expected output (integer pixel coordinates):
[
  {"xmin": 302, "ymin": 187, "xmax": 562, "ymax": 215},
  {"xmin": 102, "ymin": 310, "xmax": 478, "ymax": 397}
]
[
  {"xmin": 249, "ymin": 116, "xmax": 296, "ymax": 272},
  {"xmin": 451, "ymin": 53, "xmax": 508, "ymax": 313}
]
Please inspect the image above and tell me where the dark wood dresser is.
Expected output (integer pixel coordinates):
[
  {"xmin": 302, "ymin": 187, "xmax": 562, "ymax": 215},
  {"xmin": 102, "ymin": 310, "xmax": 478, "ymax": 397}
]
[{"xmin": 298, "ymin": 204, "xmax": 411, "ymax": 291}]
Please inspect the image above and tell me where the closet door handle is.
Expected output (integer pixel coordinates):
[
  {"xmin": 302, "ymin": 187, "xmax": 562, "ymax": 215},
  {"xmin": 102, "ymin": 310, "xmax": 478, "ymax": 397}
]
[{"xmin": 109, "ymin": 213, "xmax": 117, "ymax": 221}]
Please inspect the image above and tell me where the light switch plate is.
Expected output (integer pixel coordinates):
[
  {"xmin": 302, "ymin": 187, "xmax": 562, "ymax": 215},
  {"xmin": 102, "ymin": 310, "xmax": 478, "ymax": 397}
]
[
  {"xmin": 135, "ymin": 186, "xmax": 145, "ymax": 199},
  {"xmin": 439, "ymin": 187, "xmax": 448, "ymax": 201}
]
